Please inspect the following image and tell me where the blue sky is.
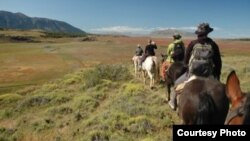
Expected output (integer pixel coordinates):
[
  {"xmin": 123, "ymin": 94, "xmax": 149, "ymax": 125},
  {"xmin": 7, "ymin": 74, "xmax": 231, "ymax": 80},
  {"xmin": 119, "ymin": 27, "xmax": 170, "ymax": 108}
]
[{"xmin": 0, "ymin": 0, "xmax": 250, "ymax": 38}]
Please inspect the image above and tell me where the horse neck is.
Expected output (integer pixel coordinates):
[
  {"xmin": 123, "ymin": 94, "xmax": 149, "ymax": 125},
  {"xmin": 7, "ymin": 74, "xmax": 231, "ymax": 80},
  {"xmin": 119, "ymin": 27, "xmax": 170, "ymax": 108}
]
[{"xmin": 243, "ymin": 94, "xmax": 250, "ymax": 124}]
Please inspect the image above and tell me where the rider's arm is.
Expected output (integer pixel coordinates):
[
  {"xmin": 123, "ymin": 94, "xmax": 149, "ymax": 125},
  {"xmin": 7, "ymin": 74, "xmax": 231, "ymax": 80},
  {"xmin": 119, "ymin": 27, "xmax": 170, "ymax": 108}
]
[
  {"xmin": 166, "ymin": 43, "xmax": 174, "ymax": 62},
  {"xmin": 212, "ymin": 41, "xmax": 222, "ymax": 80},
  {"xmin": 166, "ymin": 44, "xmax": 173, "ymax": 56},
  {"xmin": 184, "ymin": 41, "xmax": 195, "ymax": 66}
]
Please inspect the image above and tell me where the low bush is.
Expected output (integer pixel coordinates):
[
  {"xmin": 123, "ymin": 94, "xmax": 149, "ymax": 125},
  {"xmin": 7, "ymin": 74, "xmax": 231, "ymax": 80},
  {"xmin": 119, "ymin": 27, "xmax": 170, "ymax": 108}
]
[
  {"xmin": 83, "ymin": 64, "xmax": 132, "ymax": 88},
  {"xmin": 0, "ymin": 93, "xmax": 23, "ymax": 106}
]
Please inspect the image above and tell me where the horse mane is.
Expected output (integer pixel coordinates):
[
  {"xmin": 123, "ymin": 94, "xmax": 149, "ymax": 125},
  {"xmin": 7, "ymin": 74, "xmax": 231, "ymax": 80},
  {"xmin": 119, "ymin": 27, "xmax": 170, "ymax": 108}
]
[
  {"xmin": 195, "ymin": 91, "xmax": 216, "ymax": 124},
  {"xmin": 243, "ymin": 94, "xmax": 250, "ymax": 124}
]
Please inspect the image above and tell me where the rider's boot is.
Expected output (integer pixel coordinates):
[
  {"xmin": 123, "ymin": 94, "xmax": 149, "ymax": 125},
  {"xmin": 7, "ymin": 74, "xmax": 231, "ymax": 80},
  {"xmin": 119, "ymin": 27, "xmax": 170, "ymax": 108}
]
[{"xmin": 168, "ymin": 89, "xmax": 177, "ymax": 111}]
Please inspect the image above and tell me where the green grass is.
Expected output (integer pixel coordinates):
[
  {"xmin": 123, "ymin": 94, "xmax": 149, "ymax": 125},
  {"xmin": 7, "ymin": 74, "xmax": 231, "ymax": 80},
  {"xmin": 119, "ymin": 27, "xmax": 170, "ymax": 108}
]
[
  {"xmin": 1, "ymin": 56, "xmax": 250, "ymax": 141},
  {"xmin": 0, "ymin": 64, "xmax": 179, "ymax": 141},
  {"xmin": 1, "ymin": 30, "xmax": 250, "ymax": 140},
  {"xmin": 0, "ymin": 34, "xmax": 137, "ymax": 94},
  {"xmin": 221, "ymin": 55, "xmax": 250, "ymax": 91}
]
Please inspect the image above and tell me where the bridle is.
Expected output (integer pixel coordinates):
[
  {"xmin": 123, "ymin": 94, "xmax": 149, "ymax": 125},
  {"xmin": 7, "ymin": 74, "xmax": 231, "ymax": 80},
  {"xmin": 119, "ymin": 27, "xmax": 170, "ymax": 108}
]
[{"xmin": 224, "ymin": 98, "xmax": 246, "ymax": 124}]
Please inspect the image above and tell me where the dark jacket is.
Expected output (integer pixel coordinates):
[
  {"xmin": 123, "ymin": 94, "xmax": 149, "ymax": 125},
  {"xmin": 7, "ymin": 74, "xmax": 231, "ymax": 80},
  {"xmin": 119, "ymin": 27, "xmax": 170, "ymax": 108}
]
[
  {"xmin": 145, "ymin": 44, "xmax": 157, "ymax": 56},
  {"xmin": 184, "ymin": 36, "xmax": 222, "ymax": 79},
  {"xmin": 135, "ymin": 47, "xmax": 143, "ymax": 56}
]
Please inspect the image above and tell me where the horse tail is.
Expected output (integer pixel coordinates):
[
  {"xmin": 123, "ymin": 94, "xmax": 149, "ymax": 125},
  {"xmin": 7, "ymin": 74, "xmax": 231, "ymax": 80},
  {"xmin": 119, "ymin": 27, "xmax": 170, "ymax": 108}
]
[{"xmin": 195, "ymin": 91, "xmax": 216, "ymax": 124}]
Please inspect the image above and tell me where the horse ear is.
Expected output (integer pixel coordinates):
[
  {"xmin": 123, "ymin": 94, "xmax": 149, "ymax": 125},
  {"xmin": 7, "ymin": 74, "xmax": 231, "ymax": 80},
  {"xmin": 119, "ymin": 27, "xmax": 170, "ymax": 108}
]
[{"xmin": 226, "ymin": 70, "xmax": 243, "ymax": 106}]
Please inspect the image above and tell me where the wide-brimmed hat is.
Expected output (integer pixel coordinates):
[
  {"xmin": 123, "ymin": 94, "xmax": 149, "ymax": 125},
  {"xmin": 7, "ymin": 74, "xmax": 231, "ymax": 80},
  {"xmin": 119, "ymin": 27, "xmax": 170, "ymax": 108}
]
[
  {"xmin": 195, "ymin": 23, "xmax": 213, "ymax": 35},
  {"xmin": 173, "ymin": 33, "xmax": 182, "ymax": 39}
]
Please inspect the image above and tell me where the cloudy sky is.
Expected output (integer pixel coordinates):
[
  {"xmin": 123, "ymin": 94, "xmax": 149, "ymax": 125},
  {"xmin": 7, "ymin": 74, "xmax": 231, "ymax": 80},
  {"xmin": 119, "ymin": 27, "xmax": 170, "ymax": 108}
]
[{"xmin": 1, "ymin": 0, "xmax": 250, "ymax": 38}]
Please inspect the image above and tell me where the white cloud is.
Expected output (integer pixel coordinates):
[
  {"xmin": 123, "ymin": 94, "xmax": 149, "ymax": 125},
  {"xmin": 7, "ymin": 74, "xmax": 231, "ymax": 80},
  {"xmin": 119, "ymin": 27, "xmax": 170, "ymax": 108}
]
[
  {"xmin": 152, "ymin": 26, "xmax": 197, "ymax": 31},
  {"xmin": 90, "ymin": 26, "xmax": 151, "ymax": 34},
  {"xmin": 90, "ymin": 25, "xmax": 221, "ymax": 35},
  {"xmin": 88, "ymin": 25, "xmax": 250, "ymax": 38}
]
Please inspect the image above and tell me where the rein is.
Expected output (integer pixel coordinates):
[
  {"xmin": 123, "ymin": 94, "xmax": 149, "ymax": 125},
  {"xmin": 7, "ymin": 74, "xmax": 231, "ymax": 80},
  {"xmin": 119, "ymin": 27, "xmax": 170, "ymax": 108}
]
[{"xmin": 224, "ymin": 100, "xmax": 245, "ymax": 124}]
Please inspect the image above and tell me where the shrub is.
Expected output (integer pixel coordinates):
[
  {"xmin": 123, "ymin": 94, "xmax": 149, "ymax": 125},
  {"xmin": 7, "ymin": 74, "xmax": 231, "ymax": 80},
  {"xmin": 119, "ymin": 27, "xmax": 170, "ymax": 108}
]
[
  {"xmin": 47, "ymin": 106, "xmax": 73, "ymax": 116},
  {"xmin": 0, "ymin": 127, "xmax": 17, "ymax": 141},
  {"xmin": 89, "ymin": 91, "xmax": 107, "ymax": 101},
  {"xmin": 0, "ymin": 93, "xmax": 22, "ymax": 105},
  {"xmin": 86, "ymin": 130, "xmax": 110, "ymax": 141},
  {"xmin": 41, "ymin": 83, "xmax": 59, "ymax": 92},
  {"xmin": 63, "ymin": 73, "xmax": 83, "ymax": 85},
  {"xmin": 125, "ymin": 116, "xmax": 155, "ymax": 135},
  {"xmin": 0, "ymin": 109, "xmax": 13, "ymax": 119},
  {"xmin": 32, "ymin": 118, "xmax": 55, "ymax": 132},
  {"xmin": 122, "ymin": 83, "xmax": 145, "ymax": 96},
  {"xmin": 16, "ymin": 86, "xmax": 38, "ymax": 95},
  {"xmin": 17, "ymin": 95, "xmax": 51, "ymax": 109},
  {"xmin": 74, "ymin": 95, "xmax": 99, "ymax": 112},
  {"xmin": 83, "ymin": 64, "xmax": 132, "ymax": 88},
  {"xmin": 52, "ymin": 95, "xmax": 72, "ymax": 104}
]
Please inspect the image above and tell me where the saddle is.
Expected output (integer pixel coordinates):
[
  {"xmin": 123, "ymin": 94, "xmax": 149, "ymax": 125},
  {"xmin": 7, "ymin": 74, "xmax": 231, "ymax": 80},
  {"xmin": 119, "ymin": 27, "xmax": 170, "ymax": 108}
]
[{"xmin": 174, "ymin": 75, "xmax": 198, "ymax": 95}]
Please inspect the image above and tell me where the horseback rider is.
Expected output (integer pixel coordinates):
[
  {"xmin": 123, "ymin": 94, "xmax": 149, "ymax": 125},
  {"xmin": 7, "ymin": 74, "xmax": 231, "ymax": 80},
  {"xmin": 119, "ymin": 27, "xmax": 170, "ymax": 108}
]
[
  {"xmin": 141, "ymin": 39, "xmax": 157, "ymax": 63},
  {"xmin": 168, "ymin": 23, "xmax": 222, "ymax": 110},
  {"xmin": 132, "ymin": 44, "xmax": 144, "ymax": 70},
  {"xmin": 135, "ymin": 44, "xmax": 143, "ymax": 56},
  {"xmin": 161, "ymin": 33, "xmax": 185, "ymax": 82}
]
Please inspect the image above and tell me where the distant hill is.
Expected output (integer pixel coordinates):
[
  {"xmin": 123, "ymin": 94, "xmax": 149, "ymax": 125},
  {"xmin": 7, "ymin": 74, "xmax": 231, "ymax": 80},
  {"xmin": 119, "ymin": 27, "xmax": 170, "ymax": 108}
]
[
  {"xmin": 149, "ymin": 29, "xmax": 195, "ymax": 38},
  {"xmin": 0, "ymin": 11, "xmax": 85, "ymax": 34}
]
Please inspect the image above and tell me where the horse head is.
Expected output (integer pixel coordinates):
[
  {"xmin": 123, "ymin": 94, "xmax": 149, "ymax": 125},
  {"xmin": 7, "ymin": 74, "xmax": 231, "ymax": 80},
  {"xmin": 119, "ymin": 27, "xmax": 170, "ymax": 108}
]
[
  {"xmin": 160, "ymin": 54, "xmax": 168, "ymax": 64},
  {"xmin": 225, "ymin": 70, "xmax": 250, "ymax": 125}
]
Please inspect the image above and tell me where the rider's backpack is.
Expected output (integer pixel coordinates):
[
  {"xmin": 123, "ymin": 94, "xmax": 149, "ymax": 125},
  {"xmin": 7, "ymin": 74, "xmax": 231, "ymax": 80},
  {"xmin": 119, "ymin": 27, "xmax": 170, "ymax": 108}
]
[
  {"xmin": 188, "ymin": 43, "xmax": 214, "ymax": 77},
  {"xmin": 171, "ymin": 42, "xmax": 185, "ymax": 62}
]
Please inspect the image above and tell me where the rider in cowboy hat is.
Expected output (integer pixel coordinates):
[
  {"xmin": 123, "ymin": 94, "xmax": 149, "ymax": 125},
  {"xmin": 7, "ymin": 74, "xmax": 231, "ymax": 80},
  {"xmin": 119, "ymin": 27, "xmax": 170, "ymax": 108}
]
[{"xmin": 168, "ymin": 23, "xmax": 222, "ymax": 110}]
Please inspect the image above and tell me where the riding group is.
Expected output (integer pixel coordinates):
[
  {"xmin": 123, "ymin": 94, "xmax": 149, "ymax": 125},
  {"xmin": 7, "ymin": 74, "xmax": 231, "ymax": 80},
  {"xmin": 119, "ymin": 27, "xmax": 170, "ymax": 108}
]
[{"xmin": 132, "ymin": 23, "xmax": 250, "ymax": 125}]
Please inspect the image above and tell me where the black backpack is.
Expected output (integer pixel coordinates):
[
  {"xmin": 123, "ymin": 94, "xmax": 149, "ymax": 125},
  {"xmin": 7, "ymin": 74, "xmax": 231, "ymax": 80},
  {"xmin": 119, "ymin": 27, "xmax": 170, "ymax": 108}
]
[
  {"xmin": 188, "ymin": 43, "xmax": 214, "ymax": 77},
  {"xmin": 171, "ymin": 42, "xmax": 185, "ymax": 62}
]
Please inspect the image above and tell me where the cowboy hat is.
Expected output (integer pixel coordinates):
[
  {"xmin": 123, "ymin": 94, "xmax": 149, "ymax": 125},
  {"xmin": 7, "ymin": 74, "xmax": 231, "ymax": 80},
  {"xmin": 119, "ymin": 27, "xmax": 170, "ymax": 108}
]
[
  {"xmin": 195, "ymin": 23, "xmax": 213, "ymax": 35},
  {"xmin": 173, "ymin": 33, "xmax": 182, "ymax": 39}
]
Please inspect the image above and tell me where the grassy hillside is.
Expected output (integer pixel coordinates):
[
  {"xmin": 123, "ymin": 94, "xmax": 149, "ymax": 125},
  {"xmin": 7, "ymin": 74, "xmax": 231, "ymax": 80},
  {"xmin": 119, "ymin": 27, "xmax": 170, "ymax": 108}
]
[
  {"xmin": 1, "ymin": 60, "xmax": 250, "ymax": 141},
  {"xmin": 1, "ymin": 29, "xmax": 250, "ymax": 141},
  {"xmin": 1, "ymin": 29, "xmax": 250, "ymax": 94},
  {"xmin": 0, "ymin": 11, "xmax": 86, "ymax": 34},
  {"xmin": 0, "ymin": 64, "xmax": 180, "ymax": 141}
]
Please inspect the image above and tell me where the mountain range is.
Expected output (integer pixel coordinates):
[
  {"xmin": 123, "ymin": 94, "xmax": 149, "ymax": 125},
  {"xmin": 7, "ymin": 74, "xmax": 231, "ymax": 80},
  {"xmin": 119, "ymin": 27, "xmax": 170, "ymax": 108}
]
[
  {"xmin": 0, "ymin": 11, "xmax": 85, "ymax": 34},
  {"xmin": 149, "ymin": 29, "xmax": 196, "ymax": 38}
]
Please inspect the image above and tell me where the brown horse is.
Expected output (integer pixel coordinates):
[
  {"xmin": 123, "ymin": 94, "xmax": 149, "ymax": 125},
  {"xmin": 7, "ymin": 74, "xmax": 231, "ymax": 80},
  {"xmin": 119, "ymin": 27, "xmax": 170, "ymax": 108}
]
[
  {"xmin": 160, "ymin": 54, "xmax": 186, "ymax": 101},
  {"xmin": 165, "ymin": 62, "xmax": 186, "ymax": 101},
  {"xmin": 177, "ymin": 76, "xmax": 229, "ymax": 124},
  {"xmin": 225, "ymin": 70, "xmax": 250, "ymax": 125}
]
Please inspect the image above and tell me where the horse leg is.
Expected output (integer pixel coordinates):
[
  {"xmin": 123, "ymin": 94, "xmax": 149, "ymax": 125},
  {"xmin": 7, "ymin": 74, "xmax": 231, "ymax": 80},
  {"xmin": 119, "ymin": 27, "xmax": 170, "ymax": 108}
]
[
  {"xmin": 143, "ymin": 71, "xmax": 146, "ymax": 84},
  {"xmin": 148, "ymin": 72, "xmax": 154, "ymax": 89},
  {"xmin": 149, "ymin": 78, "xmax": 153, "ymax": 89},
  {"xmin": 152, "ymin": 76, "xmax": 155, "ymax": 89},
  {"xmin": 165, "ymin": 84, "xmax": 171, "ymax": 101},
  {"xmin": 134, "ymin": 63, "xmax": 137, "ymax": 77},
  {"xmin": 134, "ymin": 67, "xmax": 137, "ymax": 77}
]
